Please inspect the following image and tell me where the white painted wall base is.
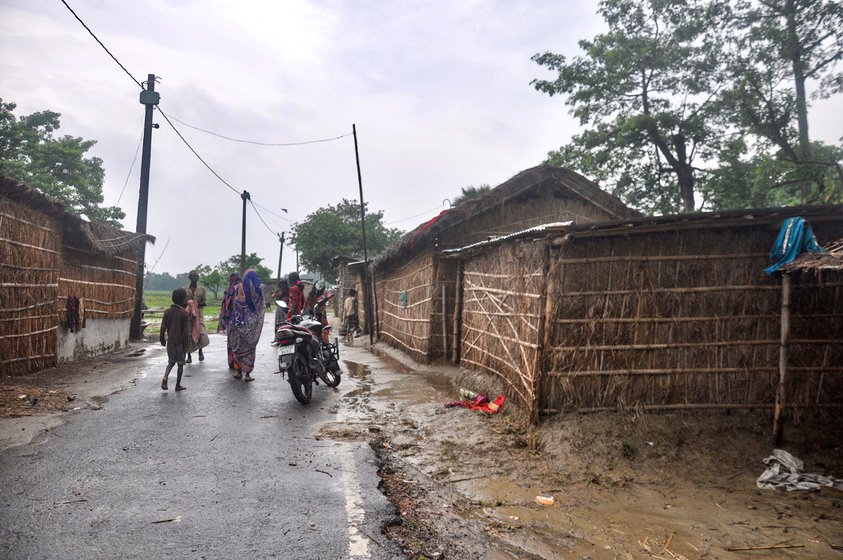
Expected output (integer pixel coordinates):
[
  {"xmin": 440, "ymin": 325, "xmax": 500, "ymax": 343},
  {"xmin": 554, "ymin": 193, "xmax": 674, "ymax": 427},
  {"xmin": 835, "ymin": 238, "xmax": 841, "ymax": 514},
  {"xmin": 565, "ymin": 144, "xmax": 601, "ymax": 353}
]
[{"xmin": 57, "ymin": 319, "xmax": 130, "ymax": 363}]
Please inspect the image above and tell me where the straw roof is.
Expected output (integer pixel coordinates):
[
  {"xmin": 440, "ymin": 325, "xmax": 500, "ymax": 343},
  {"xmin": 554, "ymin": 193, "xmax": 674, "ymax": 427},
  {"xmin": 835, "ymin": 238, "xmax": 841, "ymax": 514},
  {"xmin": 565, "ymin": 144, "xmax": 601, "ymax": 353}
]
[
  {"xmin": 780, "ymin": 237, "xmax": 843, "ymax": 273},
  {"xmin": 0, "ymin": 176, "xmax": 154, "ymax": 256},
  {"xmin": 374, "ymin": 164, "xmax": 638, "ymax": 267},
  {"xmin": 443, "ymin": 203, "xmax": 843, "ymax": 254}
]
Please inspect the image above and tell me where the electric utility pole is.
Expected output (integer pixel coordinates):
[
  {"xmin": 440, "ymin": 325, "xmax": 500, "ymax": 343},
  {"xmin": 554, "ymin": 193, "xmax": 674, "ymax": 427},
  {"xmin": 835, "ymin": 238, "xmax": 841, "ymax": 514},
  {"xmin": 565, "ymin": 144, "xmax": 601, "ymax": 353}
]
[
  {"xmin": 240, "ymin": 191, "xmax": 250, "ymax": 274},
  {"xmin": 276, "ymin": 232, "xmax": 285, "ymax": 282},
  {"xmin": 353, "ymin": 124, "xmax": 375, "ymax": 345},
  {"xmin": 130, "ymin": 74, "xmax": 158, "ymax": 341}
]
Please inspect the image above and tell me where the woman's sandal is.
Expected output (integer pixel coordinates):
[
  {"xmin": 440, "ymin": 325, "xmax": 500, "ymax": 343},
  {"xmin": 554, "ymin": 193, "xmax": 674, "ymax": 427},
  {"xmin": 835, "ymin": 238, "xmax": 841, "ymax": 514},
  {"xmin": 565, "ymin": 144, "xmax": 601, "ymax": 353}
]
[
  {"xmin": 233, "ymin": 372, "xmax": 242, "ymax": 380},
  {"xmin": 244, "ymin": 374, "xmax": 254, "ymax": 382}
]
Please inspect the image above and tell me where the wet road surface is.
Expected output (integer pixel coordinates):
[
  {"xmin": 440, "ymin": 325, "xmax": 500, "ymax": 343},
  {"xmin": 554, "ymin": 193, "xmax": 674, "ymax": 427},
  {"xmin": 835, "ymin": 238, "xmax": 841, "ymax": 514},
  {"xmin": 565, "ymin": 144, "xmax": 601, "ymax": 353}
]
[{"xmin": 0, "ymin": 318, "xmax": 403, "ymax": 559}]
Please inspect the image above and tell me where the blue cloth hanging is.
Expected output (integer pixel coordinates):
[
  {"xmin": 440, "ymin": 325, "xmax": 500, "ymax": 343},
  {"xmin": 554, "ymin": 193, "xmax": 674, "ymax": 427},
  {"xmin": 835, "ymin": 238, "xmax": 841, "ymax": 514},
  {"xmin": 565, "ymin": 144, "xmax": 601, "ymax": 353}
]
[{"xmin": 764, "ymin": 217, "xmax": 823, "ymax": 275}]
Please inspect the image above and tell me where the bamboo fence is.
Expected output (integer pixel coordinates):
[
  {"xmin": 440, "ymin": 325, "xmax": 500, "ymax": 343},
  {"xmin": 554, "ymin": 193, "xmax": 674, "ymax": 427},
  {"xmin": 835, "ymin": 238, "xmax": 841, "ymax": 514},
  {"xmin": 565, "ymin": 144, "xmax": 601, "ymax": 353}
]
[
  {"xmin": 540, "ymin": 227, "xmax": 843, "ymax": 415},
  {"xmin": 374, "ymin": 251, "xmax": 437, "ymax": 361},
  {"xmin": 459, "ymin": 239, "xmax": 546, "ymax": 416},
  {"xmin": 0, "ymin": 198, "xmax": 61, "ymax": 374}
]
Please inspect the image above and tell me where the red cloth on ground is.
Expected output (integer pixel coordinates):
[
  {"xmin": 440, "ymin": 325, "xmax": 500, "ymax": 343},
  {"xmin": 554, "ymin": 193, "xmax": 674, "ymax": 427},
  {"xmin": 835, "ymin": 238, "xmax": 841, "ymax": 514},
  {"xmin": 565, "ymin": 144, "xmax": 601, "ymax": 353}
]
[{"xmin": 444, "ymin": 394, "xmax": 505, "ymax": 414}]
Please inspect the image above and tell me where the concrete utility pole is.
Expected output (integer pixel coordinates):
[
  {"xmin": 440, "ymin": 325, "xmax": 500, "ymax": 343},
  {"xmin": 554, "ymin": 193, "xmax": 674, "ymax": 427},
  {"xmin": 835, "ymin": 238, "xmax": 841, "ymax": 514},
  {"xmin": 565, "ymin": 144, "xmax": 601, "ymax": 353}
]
[
  {"xmin": 352, "ymin": 124, "xmax": 375, "ymax": 345},
  {"xmin": 276, "ymin": 232, "xmax": 285, "ymax": 281},
  {"xmin": 240, "ymin": 191, "xmax": 250, "ymax": 274},
  {"xmin": 130, "ymin": 74, "xmax": 159, "ymax": 341}
]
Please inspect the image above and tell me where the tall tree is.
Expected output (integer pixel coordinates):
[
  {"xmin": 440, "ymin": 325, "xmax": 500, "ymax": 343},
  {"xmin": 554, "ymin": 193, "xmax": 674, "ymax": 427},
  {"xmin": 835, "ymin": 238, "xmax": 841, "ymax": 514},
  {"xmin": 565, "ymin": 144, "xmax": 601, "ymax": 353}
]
[
  {"xmin": 290, "ymin": 199, "xmax": 403, "ymax": 283},
  {"xmin": 532, "ymin": 0, "xmax": 734, "ymax": 213},
  {"xmin": 0, "ymin": 100, "xmax": 125, "ymax": 225},
  {"xmin": 724, "ymin": 0, "xmax": 843, "ymax": 202}
]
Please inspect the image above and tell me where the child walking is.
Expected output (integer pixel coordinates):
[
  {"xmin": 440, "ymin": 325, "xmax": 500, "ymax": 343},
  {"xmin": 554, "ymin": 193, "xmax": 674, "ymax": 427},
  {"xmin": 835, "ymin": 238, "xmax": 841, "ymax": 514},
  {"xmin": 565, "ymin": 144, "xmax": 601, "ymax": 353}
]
[{"xmin": 160, "ymin": 288, "xmax": 191, "ymax": 391}]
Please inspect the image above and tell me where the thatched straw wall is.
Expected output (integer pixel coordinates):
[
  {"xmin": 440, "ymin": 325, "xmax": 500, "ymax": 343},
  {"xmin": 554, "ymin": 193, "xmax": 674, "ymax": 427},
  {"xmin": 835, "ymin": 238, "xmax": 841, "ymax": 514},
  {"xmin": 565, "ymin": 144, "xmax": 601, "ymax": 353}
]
[
  {"xmin": 459, "ymin": 239, "xmax": 547, "ymax": 414},
  {"xmin": 375, "ymin": 251, "xmax": 436, "ymax": 362},
  {"xmin": 0, "ymin": 197, "xmax": 62, "ymax": 375},
  {"xmin": 430, "ymin": 259, "xmax": 459, "ymax": 361},
  {"xmin": 58, "ymin": 244, "xmax": 138, "ymax": 322},
  {"xmin": 541, "ymin": 222, "xmax": 843, "ymax": 415}
]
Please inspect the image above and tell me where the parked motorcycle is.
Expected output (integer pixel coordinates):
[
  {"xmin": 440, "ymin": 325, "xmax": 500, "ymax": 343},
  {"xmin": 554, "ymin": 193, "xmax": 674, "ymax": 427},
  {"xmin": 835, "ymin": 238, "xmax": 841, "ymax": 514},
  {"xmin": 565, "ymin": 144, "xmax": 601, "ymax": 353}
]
[{"xmin": 272, "ymin": 295, "xmax": 341, "ymax": 404}]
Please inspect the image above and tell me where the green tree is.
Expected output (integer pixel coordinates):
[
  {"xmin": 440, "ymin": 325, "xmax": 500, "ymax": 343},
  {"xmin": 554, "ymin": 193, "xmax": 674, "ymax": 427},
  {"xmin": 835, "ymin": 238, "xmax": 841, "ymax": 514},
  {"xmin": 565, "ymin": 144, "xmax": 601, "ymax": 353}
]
[
  {"xmin": 290, "ymin": 199, "xmax": 403, "ymax": 283},
  {"xmin": 452, "ymin": 184, "xmax": 491, "ymax": 206},
  {"xmin": 193, "ymin": 264, "xmax": 223, "ymax": 299},
  {"xmin": 218, "ymin": 254, "xmax": 273, "ymax": 284},
  {"xmin": 723, "ymin": 0, "xmax": 843, "ymax": 203},
  {"xmin": 532, "ymin": 0, "xmax": 735, "ymax": 214},
  {"xmin": 0, "ymin": 100, "xmax": 125, "ymax": 225}
]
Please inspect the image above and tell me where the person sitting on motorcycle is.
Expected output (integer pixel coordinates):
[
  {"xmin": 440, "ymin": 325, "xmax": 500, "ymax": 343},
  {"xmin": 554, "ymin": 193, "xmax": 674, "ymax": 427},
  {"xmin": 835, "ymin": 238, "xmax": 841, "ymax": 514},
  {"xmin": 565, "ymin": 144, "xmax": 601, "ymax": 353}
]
[
  {"xmin": 305, "ymin": 281, "xmax": 327, "ymax": 322},
  {"xmin": 287, "ymin": 271, "xmax": 305, "ymax": 320},
  {"xmin": 272, "ymin": 279, "xmax": 289, "ymax": 328}
]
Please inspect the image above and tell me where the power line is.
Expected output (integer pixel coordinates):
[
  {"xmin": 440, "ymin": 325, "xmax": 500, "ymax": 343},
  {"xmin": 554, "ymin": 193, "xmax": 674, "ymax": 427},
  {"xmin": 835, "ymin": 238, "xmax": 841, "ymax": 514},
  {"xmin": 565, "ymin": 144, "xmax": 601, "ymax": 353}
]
[
  {"xmin": 116, "ymin": 131, "xmax": 143, "ymax": 204},
  {"xmin": 385, "ymin": 204, "xmax": 448, "ymax": 225},
  {"xmin": 166, "ymin": 114, "xmax": 352, "ymax": 147},
  {"xmin": 252, "ymin": 200, "xmax": 291, "ymax": 223},
  {"xmin": 59, "ymin": 0, "xmax": 143, "ymax": 89},
  {"xmin": 155, "ymin": 107, "xmax": 242, "ymax": 197},
  {"xmin": 248, "ymin": 199, "xmax": 279, "ymax": 237}
]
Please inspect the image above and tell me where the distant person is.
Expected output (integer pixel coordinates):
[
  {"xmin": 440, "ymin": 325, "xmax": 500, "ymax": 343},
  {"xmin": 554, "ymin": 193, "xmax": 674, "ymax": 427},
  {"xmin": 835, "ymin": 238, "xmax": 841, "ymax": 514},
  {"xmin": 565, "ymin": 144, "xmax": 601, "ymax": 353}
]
[
  {"xmin": 227, "ymin": 269, "xmax": 265, "ymax": 382},
  {"xmin": 159, "ymin": 288, "xmax": 190, "ymax": 391},
  {"xmin": 272, "ymin": 279, "xmax": 289, "ymax": 329},
  {"xmin": 218, "ymin": 273, "xmax": 240, "ymax": 369},
  {"xmin": 184, "ymin": 270, "xmax": 210, "ymax": 363},
  {"xmin": 287, "ymin": 271, "xmax": 305, "ymax": 320},
  {"xmin": 306, "ymin": 281, "xmax": 328, "ymax": 325},
  {"xmin": 343, "ymin": 288, "xmax": 359, "ymax": 345}
]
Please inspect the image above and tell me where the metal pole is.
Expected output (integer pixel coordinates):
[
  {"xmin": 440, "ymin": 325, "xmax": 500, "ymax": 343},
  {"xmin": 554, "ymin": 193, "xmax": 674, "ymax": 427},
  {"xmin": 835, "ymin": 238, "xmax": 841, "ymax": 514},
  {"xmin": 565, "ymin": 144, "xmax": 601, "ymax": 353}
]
[
  {"xmin": 277, "ymin": 232, "xmax": 285, "ymax": 281},
  {"xmin": 240, "ymin": 190, "xmax": 250, "ymax": 274},
  {"xmin": 130, "ymin": 74, "xmax": 157, "ymax": 341},
  {"xmin": 353, "ymin": 124, "xmax": 374, "ymax": 345}
]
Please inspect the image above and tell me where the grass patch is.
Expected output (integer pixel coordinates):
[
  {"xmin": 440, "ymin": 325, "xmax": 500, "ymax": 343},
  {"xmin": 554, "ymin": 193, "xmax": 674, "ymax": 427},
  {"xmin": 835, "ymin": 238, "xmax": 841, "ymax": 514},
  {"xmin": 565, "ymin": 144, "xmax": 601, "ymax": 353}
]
[{"xmin": 143, "ymin": 289, "xmax": 225, "ymax": 335}]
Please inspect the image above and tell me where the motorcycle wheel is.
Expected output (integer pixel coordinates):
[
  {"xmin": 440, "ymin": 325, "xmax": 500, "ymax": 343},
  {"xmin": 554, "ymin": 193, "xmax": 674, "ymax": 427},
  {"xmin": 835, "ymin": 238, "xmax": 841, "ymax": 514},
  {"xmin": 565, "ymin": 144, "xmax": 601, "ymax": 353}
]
[
  {"xmin": 319, "ymin": 361, "xmax": 341, "ymax": 388},
  {"xmin": 288, "ymin": 352, "xmax": 312, "ymax": 404}
]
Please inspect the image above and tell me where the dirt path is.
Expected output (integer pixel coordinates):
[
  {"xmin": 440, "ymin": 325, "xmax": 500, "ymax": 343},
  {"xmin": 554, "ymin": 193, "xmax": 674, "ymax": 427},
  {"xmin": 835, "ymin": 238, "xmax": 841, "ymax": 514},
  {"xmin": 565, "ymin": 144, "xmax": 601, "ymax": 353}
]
[{"xmin": 330, "ymin": 343, "xmax": 843, "ymax": 559}]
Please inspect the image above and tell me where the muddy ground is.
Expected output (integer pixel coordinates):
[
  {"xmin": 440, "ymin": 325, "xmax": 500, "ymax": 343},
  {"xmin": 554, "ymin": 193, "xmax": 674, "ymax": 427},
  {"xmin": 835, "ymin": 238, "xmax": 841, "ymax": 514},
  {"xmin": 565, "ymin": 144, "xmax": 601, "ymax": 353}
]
[
  {"xmin": 324, "ymin": 343, "xmax": 843, "ymax": 560},
  {"xmin": 3, "ymin": 343, "xmax": 842, "ymax": 559}
]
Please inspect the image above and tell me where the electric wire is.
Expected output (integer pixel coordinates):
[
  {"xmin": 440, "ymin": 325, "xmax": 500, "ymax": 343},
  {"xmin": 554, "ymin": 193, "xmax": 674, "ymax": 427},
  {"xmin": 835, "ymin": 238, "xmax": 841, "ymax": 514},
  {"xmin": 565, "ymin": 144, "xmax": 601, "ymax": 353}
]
[
  {"xmin": 166, "ymin": 114, "xmax": 352, "ymax": 147},
  {"xmin": 116, "ymin": 131, "xmax": 143, "ymax": 205},
  {"xmin": 248, "ymin": 199, "xmax": 280, "ymax": 237},
  {"xmin": 252, "ymin": 200, "xmax": 291, "ymax": 222},
  {"xmin": 385, "ymin": 204, "xmax": 448, "ymax": 225},
  {"xmin": 59, "ymin": 0, "xmax": 143, "ymax": 89},
  {"xmin": 155, "ymin": 107, "xmax": 242, "ymax": 197}
]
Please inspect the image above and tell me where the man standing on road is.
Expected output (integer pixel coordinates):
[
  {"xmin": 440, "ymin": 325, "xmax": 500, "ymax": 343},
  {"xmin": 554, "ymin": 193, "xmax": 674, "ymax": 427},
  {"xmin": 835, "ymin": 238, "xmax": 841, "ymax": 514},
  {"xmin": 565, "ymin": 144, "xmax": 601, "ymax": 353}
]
[{"xmin": 184, "ymin": 269, "xmax": 210, "ymax": 363}]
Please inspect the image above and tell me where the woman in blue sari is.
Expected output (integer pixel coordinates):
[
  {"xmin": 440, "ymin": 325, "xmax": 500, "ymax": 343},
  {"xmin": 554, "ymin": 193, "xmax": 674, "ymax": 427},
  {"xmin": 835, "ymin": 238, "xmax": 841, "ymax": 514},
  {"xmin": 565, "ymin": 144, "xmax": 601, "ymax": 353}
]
[{"xmin": 227, "ymin": 269, "xmax": 265, "ymax": 381}]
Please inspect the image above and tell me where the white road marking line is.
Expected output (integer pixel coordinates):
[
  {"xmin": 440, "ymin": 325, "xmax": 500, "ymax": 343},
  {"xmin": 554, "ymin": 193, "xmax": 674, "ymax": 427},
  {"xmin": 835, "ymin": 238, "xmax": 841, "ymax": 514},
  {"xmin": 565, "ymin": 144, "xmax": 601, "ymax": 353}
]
[{"xmin": 342, "ymin": 444, "xmax": 370, "ymax": 558}]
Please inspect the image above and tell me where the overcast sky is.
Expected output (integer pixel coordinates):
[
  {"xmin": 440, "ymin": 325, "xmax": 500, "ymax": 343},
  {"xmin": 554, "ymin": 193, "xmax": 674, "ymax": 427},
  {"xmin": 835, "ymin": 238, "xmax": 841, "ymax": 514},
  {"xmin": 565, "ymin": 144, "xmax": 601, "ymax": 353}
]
[{"xmin": 1, "ymin": 1, "xmax": 840, "ymax": 277}]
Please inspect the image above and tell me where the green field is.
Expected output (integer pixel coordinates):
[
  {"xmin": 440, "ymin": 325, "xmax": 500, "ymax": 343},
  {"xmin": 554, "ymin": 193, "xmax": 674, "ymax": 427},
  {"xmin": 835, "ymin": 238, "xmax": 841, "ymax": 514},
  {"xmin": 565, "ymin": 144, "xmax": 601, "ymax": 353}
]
[{"xmin": 142, "ymin": 289, "xmax": 224, "ymax": 335}]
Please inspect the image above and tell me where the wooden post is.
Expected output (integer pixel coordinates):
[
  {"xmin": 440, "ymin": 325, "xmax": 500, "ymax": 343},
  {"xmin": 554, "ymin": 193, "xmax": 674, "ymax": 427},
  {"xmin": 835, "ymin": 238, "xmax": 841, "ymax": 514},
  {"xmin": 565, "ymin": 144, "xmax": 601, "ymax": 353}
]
[
  {"xmin": 452, "ymin": 259, "xmax": 463, "ymax": 364},
  {"xmin": 441, "ymin": 285, "xmax": 448, "ymax": 360},
  {"xmin": 773, "ymin": 274, "xmax": 792, "ymax": 446},
  {"xmin": 532, "ymin": 241, "xmax": 553, "ymax": 424}
]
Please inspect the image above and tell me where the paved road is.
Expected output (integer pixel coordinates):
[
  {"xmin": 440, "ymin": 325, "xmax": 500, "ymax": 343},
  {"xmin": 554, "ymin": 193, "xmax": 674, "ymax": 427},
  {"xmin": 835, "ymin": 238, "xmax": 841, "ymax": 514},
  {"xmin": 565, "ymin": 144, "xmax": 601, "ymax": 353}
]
[{"xmin": 0, "ymin": 318, "xmax": 403, "ymax": 559}]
